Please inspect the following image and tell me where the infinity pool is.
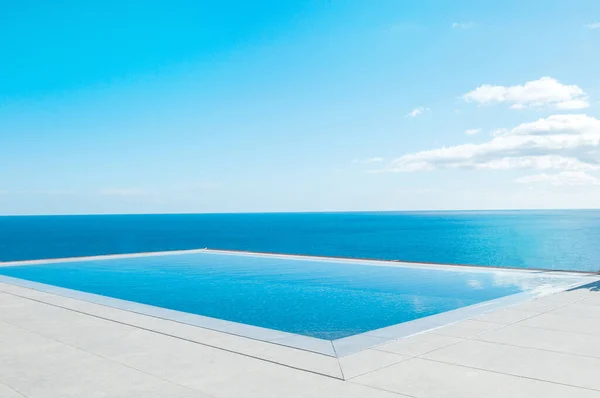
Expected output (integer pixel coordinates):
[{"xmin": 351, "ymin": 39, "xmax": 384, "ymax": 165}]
[{"xmin": 0, "ymin": 250, "xmax": 588, "ymax": 341}]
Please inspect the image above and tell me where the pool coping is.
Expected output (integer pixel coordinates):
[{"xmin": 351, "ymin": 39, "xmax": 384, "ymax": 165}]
[
  {"xmin": 2, "ymin": 276, "xmax": 598, "ymax": 381},
  {"xmin": 1, "ymin": 250, "xmax": 597, "ymax": 347},
  {"xmin": 3, "ymin": 281, "xmax": 600, "ymax": 392}
]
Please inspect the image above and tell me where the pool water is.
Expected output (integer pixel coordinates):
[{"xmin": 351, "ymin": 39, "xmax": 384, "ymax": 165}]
[{"xmin": 0, "ymin": 251, "xmax": 586, "ymax": 340}]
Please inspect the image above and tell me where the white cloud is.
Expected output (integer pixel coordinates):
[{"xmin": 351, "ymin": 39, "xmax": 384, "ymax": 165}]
[
  {"xmin": 100, "ymin": 188, "xmax": 146, "ymax": 196},
  {"xmin": 452, "ymin": 22, "xmax": 475, "ymax": 29},
  {"xmin": 406, "ymin": 106, "xmax": 429, "ymax": 118},
  {"xmin": 386, "ymin": 114, "xmax": 600, "ymax": 172},
  {"xmin": 515, "ymin": 171, "xmax": 600, "ymax": 186},
  {"xmin": 465, "ymin": 128, "xmax": 481, "ymax": 136},
  {"xmin": 463, "ymin": 77, "xmax": 589, "ymax": 110},
  {"xmin": 491, "ymin": 128, "xmax": 508, "ymax": 137},
  {"xmin": 584, "ymin": 22, "xmax": 600, "ymax": 29}
]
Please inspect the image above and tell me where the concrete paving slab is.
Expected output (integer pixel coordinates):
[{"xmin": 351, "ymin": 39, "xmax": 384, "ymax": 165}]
[
  {"xmin": 518, "ymin": 312, "xmax": 600, "ymax": 336},
  {"xmin": 2, "ymin": 289, "xmax": 344, "ymax": 375},
  {"xmin": 509, "ymin": 298, "xmax": 572, "ymax": 313},
  {"xmin": 579, "ymin": 296, "xmax": 600, "ymax": 306},
  {"xmin": 294, "ymin": 382, "xmax": 411, "ymax": 397},
  {"xmin": 550, "ymin": 303, "xmax": 600, "ymax": 319},
  {"xmin": 374, "ymin": 333, "xmax": 463, "ymax": 357},
  {"xmin": 331, "ymin": 334, "xmax": 389, "ymax": 357},
  {"xmin": 352, "ymin": 358, "xmax": 600, "ymax": 398},
  {"xmin": 0, "ymin": 383, "xmax": 26, "ymax": 398},
  {"xmin": 101, "ymin": 331, "xmax": 332, "ymax": 397},
  {"xmin": 338, "ymin": 349, "xmax": 409, "ymax": 379},
  {"xmin": 476, "ymin": 324, "xmax": 600, "ymax": 358},
  {"xmin": 0, "ymin": 283, "xmax": 53, "ymax": 300},
  {"xmin": 473, "ymin": 308, "xmax": 538, "ymax": 324},
  {"xmin": 527, "ymin": 290, "xmax": 592, "ymax": 306},
  {"xmin": 0, "ymin": 321, "xmax": 210, "ymax": 398},
  {"xmin": 422, "ymin": 339, "xmax": 600, "ymax": 391},
  {"xmin": 430, "ymin": 319, "xmax": 502, "ymax": 338},
  {"xmin": 0, "ymin": 291, "xmax": 343, "ymax": 379}
]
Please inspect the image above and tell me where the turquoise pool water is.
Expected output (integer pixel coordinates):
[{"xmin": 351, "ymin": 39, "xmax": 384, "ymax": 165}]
[{"xmin": 0, "ymin": 251, "xmax": 585, "ymax": 339}]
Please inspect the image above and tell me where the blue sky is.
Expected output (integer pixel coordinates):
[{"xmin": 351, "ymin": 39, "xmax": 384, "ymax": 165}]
[{"xmin": 1, "ymin": 0, "xmax": 600, "ymax": 214}]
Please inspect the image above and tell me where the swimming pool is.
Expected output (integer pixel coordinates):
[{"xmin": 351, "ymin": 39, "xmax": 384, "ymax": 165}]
[{"xmin": 0, "ymin": 249, "xmax": 592, "ymax": 356}]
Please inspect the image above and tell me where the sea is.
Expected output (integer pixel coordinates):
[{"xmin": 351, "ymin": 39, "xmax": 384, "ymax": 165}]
[{"xmin": 1, "ymin": 210, "xmax": 599, "ymax": 272}]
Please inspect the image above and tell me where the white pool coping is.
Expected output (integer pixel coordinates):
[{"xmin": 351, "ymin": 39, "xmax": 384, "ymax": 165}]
[
  {"xmin": 0, "ymin": 249, "xmax": 598, "ymax": 377},
  {"xmin": 4, "ymin": 279, "xmax": 600, "ymax": 396}
]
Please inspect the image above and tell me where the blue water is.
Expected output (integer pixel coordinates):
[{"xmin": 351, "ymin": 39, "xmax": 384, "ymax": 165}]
[
  {"xmin": 0, "ymin": 251, "xmax": 579, "ymax": 339},
  {"xmin": 1, "ymin": 211, "xmax": 599, "ymax": 271}
]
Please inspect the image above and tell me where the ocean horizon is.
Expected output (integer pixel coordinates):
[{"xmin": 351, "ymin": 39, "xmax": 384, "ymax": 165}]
[{"xmin": 1, "ymin": 209, "xmax": 599, "ymax": 272}]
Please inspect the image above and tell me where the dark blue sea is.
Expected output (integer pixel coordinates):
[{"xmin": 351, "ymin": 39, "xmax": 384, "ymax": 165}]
[{"xmin": 1, "ymin": 210, "xmax": 599, "ymax": 272}]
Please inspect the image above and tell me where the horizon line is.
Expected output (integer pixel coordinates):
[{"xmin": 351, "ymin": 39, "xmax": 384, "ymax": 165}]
[{"xmin": 1, "ymin": 207, "xmax": 599, "ymax": 217}]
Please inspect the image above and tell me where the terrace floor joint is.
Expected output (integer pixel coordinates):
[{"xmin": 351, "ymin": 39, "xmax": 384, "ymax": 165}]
[
  {"xmin": 0, "ymin": 319, "xmax": 218, "ymax": 398},
  {"xmin": 419, "ymin": 357, "xmax": 600, "ymax": 393},
  {"xmin": 0, "ymin": 380, "xmax": 28, "ymax": 398},
  {"xmin": 0, "ymin": 289, "xmax": 345, "ymax": 381}
]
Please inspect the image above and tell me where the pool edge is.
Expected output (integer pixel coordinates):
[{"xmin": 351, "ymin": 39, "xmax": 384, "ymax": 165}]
[
  {"xmin": 2, "ymin": 247, "xmax": 598, "ymax": 273},
  {"xmin": 1, "ymin": 261, "xmax": 598, "ymax": 380}
]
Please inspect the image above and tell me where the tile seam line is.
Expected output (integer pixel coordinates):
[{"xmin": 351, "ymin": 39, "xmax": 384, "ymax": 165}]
[
  {"xmin": 421, "ymin": 292, "xmax": 600, "ymax": 357},
  {"xmin": 0, "ymin": 380, "xmax": 28, "ymax": 398},
  {"xmin": 355, "ymin": 291, "xmax": 597, "ymax": 380},
  {"xmin": 489, "ymin": 323, "xmax": 600, "ymax": 338},
  {"xmin": 348, "ymin": 339, "xmax": 468, "ymax": 381},
  {"xmin": 544, "ymin": 307, "xmax": 600, "ymax": 320},
  {"xmin": 467, "ymin": 311, "xmax": 543, "ymax": 325},
  {"xmin": 0, "ymin": 290, "xmax": 343, "ymax": 381},
  {"xmin": 341, "ymin": 355, "xmax": 411, "ymax": 381},
  {"xmin": 371, "ymin": 337, "xmax": 467, "ymax": 360},
  {"xmin": 427, "ymin": 291, "xmax": 597, "ymax": 339},
  {"xmin": 0, "ymin": 318, "xmax": 218, "ymax": 398},
  {"xmin": 577, "ymin": 302, "xmax": 600, "ymax": 308},
  {"xmin": 419, "ymin": 357, "xmax": 600, "ymax": 393},
  {"xmin": 345, "ymin": 381, "xmax": 419, "ymax": 398},
  {"xmin": 330, "ymin": 341, "xmax": 347, "ymax": 380},
  {"xmin": 471, "ymin": 336, "xmax": 600, "ymax": 361},
  {"xmin": 0, "ymin": 279, "xmax": 336, "ymax": 358},
  {"xmin": 487, "ymin": 292, "xmax": 600, "ymax": 336}
]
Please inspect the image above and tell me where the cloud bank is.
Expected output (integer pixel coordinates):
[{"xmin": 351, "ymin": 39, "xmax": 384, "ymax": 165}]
[
  {"xmin": 463, "ymin": 77, "xmax": 589, "ymax": 110},
  {"xmin": 386, "ymin": 114, "xmax": 600, "ymax": 184}
]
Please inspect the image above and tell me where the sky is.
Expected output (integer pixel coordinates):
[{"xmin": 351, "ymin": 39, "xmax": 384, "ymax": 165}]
[{"xmin": 1, "ymin": 0, "xmax": 600, "ymax": 214}]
